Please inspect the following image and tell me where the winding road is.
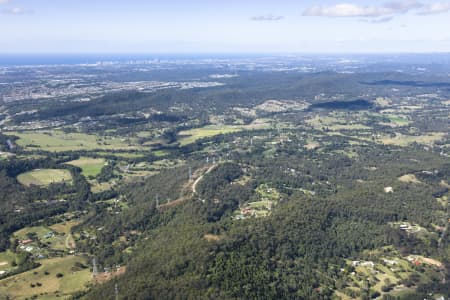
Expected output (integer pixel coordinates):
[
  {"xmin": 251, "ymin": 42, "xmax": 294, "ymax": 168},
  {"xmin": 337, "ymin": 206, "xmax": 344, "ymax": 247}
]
[
  {"xmin": 192, "ymin": 164, "xmax": 217, "ymax": 194},
  {"xmin": 157, "ymin": 163, "xmax": 218, "ymax": 210}
]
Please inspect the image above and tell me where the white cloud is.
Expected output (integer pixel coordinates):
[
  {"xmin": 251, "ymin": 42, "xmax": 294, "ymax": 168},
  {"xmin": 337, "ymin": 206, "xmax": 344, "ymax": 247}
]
[
  {"xmin": 250, "ymin": 14, "xmax": 284, "ymax": 21},
  {"xmin": 0, "ymin": 0, "xmax": 10, "ymax": 4},
  {"xmin": 418, "ymin": 2, "xmax": 450, "ymax": 15},
  {"xmin": 303, "ymin": 4, "xmax": 389, "ymax": 18},
  {"xmin": 303, "ymin": 1, "xmax": 422, "ymax": 18}
]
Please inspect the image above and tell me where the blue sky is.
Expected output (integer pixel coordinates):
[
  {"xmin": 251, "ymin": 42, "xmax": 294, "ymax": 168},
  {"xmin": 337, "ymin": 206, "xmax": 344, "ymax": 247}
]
[{"xmin": 1, "ymin": 0, "xmax": 450, "ymax": 53}]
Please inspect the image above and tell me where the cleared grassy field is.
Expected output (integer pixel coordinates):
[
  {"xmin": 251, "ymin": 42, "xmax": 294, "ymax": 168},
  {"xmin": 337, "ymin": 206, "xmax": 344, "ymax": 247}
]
[
  {"xmin": 66, "ymin": 157, "xmax": 106, "ymax": 177},
  {"xmin": 6, "ymin": 130, "xmax": 141, "ymax": 152},
  {"xmin": 398, "ymin": 174, "xmax": 421, "ymax": 184},
  {"xmin": 381, "ymin": 132, "xmax": 446, "ymax": 146},
  {"xmin": 304, "ymin": 140, "xmax": 320, "ymax": 150},
  {"xmin": 49, "ymin": 220, "xmax": 80, "ymax": 235},
  {"xmin": 89, "ymin": 180, "xmax": 114, "ymax": 193},
  {"xmin": 98, "ymin": 149, "xmax": 167, "ymax": 158},
  {"xmin": 153, "ymin": 150, "xmax": 168, "ymax": 157},
  {"xmin": 255, "ymin": 184, "xmax": 280, "ymax": 201},
  {"xmin": 248, "ymin": 200, "xmax": 273, "ymax": 209},
  {"xmin": 177, "ymin": 120, "xmax": 271, "ymax": 146},
  {"xmin": 96, "ymin": 151, "xmax": 146, "ymax": 159},
  {"xmin": 14, "ymin": 226, "xmax": 52, "ymax": 240},
  {"xmin": 386, "ymin": 114, "xmax": 410, "ymax": 125},
  {"xmin": 0, "ymin": 251, "xmax": 16, "ymax": 273},
  {"xmin": 307, "ymin": 115, "xmax": 370, "ymax": 131},
  {"xmin": 17, "ymin": 169, "xmax": 72, "ymax": 187},
  {"xmin": 0, "ymin": 256, "xmax": 91, "ymax": 299},
  {"xmin": 0, "ymin": 152, "xmax": 14, "ymax": 160},
  {"xmin": 374, "ymin": 97, "xmax": 392, "ymax": 107},
  {"xmin": 178, "ymin": 125, "xmax": 242, "ymax": 145}
]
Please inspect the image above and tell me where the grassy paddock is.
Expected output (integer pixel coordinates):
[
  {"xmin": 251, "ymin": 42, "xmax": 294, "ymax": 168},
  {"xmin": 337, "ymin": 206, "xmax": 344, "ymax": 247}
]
[
  {"xmin": 17, "ymin": 169, "xmax": 72, "ymax": 187},
  {"xmin": 6, "ymin": 130, "xmax": 141, "ymax": 152},
  {"xmin": 66, "ymin": 157, "xmax": 106, "ymax": 177},
  {"xmin": 49, "ymin": 220, "xmax": 81, "ymax": 235},
  {"xmin": 178, "ymin": 125, "xmax": 242, "ymax": 146},
  {"xmin": 386, "ymin": 114, "xmax": 410, "ymax": 125},
  {"xmin": 0, "ymin": 256, "xmax": 91, "ymax": 299},
  {"xmin": 307, "ymin": 115, "xmax": 370, "ymax": 131},
  {"xmin": 96, "ymin": 151, "xmax": 146, "ymax": 159},
  {"xmin": 0, "ymin": 251, "xmax": 16, "ymax": 273},
  {"xmin": 381, "ymin": 132, "xmax": 446, "ymax": 146},
  {"xmin": 177, "ymin": 120, "xmax": 270, "ymax": 146}
]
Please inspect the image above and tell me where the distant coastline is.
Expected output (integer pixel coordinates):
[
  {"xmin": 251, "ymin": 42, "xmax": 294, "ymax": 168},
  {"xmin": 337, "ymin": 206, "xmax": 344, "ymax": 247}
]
[
  {"xmin": 0, "ymin": 53, "xmax": 268, "ymax": 67},
  {"xmin": 1, "ymin": 53, "xmax": 450, "ymax": 67}
]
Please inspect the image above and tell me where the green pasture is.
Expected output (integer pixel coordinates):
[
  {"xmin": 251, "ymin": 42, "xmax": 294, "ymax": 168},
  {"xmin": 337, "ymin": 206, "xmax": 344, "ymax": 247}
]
[
  {"xmin": 17, "ymin": 169, "xmax": 72, "ymax": 187},
  {"xmin": 0, "ymin": 256, "xmax": 91, "ymax": 299},
  {"xmin": 66, "ymin": 157, "xmax": 106, "ymax": 177}
]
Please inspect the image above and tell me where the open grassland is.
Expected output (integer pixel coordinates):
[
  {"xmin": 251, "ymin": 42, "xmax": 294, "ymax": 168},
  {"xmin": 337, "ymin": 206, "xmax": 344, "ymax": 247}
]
[
  {"xmin": 49, "ymin": 220, "xmax": 80, "ymax": 250},
  {"xmin": 49, "ymin": 220, "xmax": 80, "ymax": 235},
  {"xmin": 304, "ymin": 140, "xmax": 321, "ymax": 150},
  {"xmin": 6, "ymin": 130, "xmax": 141, "ymax": 152},
  {"xmin": 374, "ymin": 97, "xmax": 392, "ymax": 107},
  {"xmin": 95, "ymin": 151, "xmax": 146, "ymax": 159},
  {"xmin": 153, "ymin": 150, "xmax": 168, "ymax": 157},
  {"xmin": 255, "ymin": 184, "xmax": 280, "ymax": 201},
  {"xmin": 378, "ymin": 113, "xmax": 411, "ymax": 127},
  {"xmin": 17, "ymin": 169, "xmax": 72, "ymax": 187},
  {"xmin": 380, "ymin": 106, "xmax": 423, "ymax": 114},
  {"xmin": 66, "ymin": 157, "xmax": 106, "ymax": 177},
  {"xmin": 89, "ymin": 180, "xmax": 114, "ymax": 193},
  {"xmin": 380, "ymin": 132, "xmax": 446, "ymax": 146},
  {"xmin": 0, "ymin": 152, "xmax": 14, "ymax": 160},
  {"xmin": 0, "ymin": 256, "xmax": 91, "ymax": 299},
  {"xmin": 234, "ymin": 184, "xmax": 280, "ymax": 220},
  {"xmin": 101, "ymin": 198, "xmax": 129, "ymax": 210},
  {"xmin": 178, "ymin": 120, "xmax": 271, "ymax": 146},
  {"xmin": 0, "ymin": 251, "xmax": 16, "ymax": 273},
  {"xmin": 385, "ymin": 114, "xmax": 410, "ymax": 126},
  {"xmin": 307, "ymin": 115, "xmax": 370, "ymax": 131},
  {"xmin": 178, "ymin": 125, "xmax": 243, "ymax": 146},
  {"xmin": 398, "ymin": 174, "xmax": 422, "ymax": 184},
  {"xmin": 14, "ymin": 226, "xmax": 53, "ymax": 240}
]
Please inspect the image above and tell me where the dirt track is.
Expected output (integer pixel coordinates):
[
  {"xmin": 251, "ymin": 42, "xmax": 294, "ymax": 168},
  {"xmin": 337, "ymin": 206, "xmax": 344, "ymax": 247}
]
[
  {"xmin": 192, "ymin": 164, "xmax": 217, "ymax": 194},
  {"xmin": 157, "ymin": 163, "xmax": 217, "ymax": 210}
]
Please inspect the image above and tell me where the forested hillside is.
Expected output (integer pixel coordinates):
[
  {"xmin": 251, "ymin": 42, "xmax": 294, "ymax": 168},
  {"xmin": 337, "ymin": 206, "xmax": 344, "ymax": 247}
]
[{"xmin": 0, "ymin": 60, "xmax": 449, "ymax": 299}]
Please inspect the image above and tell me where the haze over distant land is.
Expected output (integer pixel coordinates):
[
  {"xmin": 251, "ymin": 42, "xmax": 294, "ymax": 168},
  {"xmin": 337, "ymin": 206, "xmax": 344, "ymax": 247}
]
[{"xmin": 1, "ymin": 0, "xmax": 450, "ymax": 53}]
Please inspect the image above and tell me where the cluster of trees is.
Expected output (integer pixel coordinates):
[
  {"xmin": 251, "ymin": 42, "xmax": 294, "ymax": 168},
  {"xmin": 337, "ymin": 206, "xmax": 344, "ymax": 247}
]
[
  {"xmin": 0, "ymin": 156, "xmax": 93, "ymax": 251},
  {"xmin": 196, "ymin": 162, "xmax": 251, "ymax": 222},
  {"xmin": 82, "ymin": 127, "xmax": 450, "ymax": 299}
]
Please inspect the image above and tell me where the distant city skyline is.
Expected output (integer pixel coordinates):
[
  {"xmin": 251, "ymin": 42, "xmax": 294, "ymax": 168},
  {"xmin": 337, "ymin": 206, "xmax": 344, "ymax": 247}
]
[{"xmin": 1, "ymin": 0, "xmax": 450, "ymax": 53}]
